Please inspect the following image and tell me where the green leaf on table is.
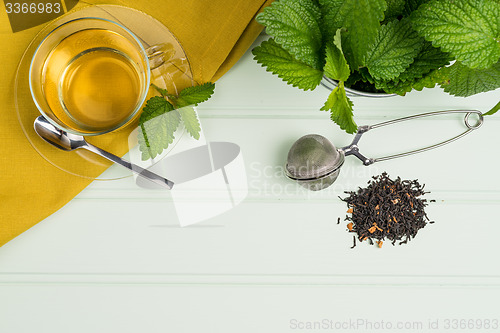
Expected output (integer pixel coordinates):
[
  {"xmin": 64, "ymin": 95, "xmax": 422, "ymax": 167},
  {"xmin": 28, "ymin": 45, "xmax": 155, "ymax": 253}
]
[
  {"xmin": 319, "ymin": 0, "xmax": 387, "ymax": 69},
  {"xmin": 178, "ymin": 106, "xmax": 201, "ymax": 140},
  {"xmin": 256, "ymin": 0, "xmax": 323, "ymax": 69},
  {"xmin": 365, "ymin": 18, "xmax": 424, "ymax": 81},
  {"xmin": 252, "ymin": 38, "xmax": 323, "ymax": 90},
  {"xmin": 323, "ymin": 29, "xmax": 350, "ymax": 82},
  {"xmin": 138, "ymin": 97, "xmax": 181, "ymax": 160},
  {"xmin": 441, "ymin": 61, "xmax": 500, "ymax": 97},
  {"xmin": 320, "ymin": 81, "xmax": 357, "ymax": 134},
  {"xmin": 177, "ymin": 82, "xmax": 215, "ymax": 107},
  {"xmin": 411, "ymin": 0, "xmax": 500, "ymax": 69}
]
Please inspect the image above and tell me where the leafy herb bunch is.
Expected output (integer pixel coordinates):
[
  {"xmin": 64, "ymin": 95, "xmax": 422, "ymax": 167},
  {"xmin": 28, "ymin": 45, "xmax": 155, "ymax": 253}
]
[{"xmin": 252, "ymin": 0, "xmax": 500, "ymax": 134}]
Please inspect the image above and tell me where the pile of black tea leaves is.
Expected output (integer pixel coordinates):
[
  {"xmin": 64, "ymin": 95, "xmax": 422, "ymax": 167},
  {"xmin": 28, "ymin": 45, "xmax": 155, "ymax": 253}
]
[{"xmin": 341, "ymin": 172, "xmax": 434, "ymax": 248}]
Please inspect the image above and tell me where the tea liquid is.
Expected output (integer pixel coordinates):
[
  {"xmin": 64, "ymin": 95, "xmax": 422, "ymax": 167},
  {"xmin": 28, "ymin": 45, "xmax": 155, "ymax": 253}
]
[{"xmin": 43, "ymin": 29, "xmax": 143, "ymax": 133}]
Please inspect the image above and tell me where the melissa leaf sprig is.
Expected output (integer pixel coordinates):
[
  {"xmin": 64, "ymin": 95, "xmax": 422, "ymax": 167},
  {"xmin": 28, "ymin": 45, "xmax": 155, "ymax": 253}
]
[
  {"xmin": 320, "ymin": 29, "xmax": 356, "ymax": 133},
  {"xmin": 138, "ymin": 83, "xmax": 215, "ymax": 161},
  {"xmin": 253, "ymin": 0, "xmax": 500, "ymax": 134}
]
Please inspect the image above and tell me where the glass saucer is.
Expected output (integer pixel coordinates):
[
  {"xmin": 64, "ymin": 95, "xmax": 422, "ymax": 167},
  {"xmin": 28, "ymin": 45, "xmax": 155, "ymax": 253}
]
[{"xmin": 15, "ymin": 4, "xmax": 193, "ymax": 180}]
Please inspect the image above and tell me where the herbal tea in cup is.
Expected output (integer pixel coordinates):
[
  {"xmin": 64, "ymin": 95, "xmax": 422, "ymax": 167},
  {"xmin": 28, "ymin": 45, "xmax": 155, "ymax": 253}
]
[{"xmin": 29, "ymin": 17, "xmax": 150, "ymax": 135}]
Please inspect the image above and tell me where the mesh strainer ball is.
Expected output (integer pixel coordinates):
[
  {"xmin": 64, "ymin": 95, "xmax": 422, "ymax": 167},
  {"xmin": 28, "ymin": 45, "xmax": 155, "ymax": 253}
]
[
  {"xmin": 284, "ymin": 110, "xmax": 483, "ymax": 191},
  {"xmin": 285, "ymin": 134, "xmax": 345, "ymax": 191}
]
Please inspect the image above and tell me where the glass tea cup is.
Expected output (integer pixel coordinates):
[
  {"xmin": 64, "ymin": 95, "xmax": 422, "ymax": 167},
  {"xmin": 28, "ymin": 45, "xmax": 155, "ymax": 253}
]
[{"xmin": 29, "ymin": 17, "xmax": 151, "ymax": 136}]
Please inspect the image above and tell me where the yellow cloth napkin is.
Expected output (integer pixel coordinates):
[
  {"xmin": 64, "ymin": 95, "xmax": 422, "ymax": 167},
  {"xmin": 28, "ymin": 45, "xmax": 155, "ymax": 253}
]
[{"xmin": 0, "ymin": 0, "xmax": 271, "ymax": 247}]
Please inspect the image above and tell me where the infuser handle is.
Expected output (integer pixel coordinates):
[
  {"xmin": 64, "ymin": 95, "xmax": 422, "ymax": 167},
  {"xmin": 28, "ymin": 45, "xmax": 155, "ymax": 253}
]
[{"xmin": 339, "ymin": 109, "xmax": 484, "ymax": 166}]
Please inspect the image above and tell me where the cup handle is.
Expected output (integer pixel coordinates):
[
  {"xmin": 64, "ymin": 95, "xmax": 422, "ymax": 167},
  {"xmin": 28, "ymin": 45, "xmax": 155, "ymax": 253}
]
[{"xmin": 145, "ymin": 43, "xmax": 176, "ymax": 70}]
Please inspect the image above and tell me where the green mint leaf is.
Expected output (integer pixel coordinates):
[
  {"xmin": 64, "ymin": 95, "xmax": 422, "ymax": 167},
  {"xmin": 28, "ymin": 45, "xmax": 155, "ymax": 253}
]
[
  {"xmin": 396, "ymin": 42, "xmax": 451, "ymax": 82},
  {"xmin": 319, "ymin": 0, "xmax": 387, "ymax": 69},
  {"xmin": 411, "ymin": 0, "xmax": 500, "ymax": 69},
  {"xmin": 137, "ymin": 81, "xmax": 214, "ymax": 160},
  {"xmin": 323, "ymin": 29, "xmax": 350, "ymax": 82},
  {"xmin": 151, "ymin": 84, "xmax": 176, "ymax": 100},
  {"xmin": 252, "ymin": 38, "xmax": 323, "ymax": 91},
  {"xmin": 318, "ymin": 0, "xmax": 343, "ymax": 39},
  {"xmin": 357, "ymin": 67, "xmax": 376, "ymax": 84},
  {"xmin": 365, "ymin": 18, "xmax": 424, "ymax": 81},
  {"xmin": 256, "ymin": 0, "xmax": 323, "ymax": 69},
  {"xmin": 372, "ymin": 43, "xmax": 450, "ymax": 95},
  {"xmin": 138, "ymin": 97, "xmax": 180, "ymax": 160},
  {"xmin": 178, "ymin": 106, "xmax": 201, "ymax": 140},
  {"xmin": 139, "ymin": 96, "xmax": 175, "ymax": 123},
  {"xmin": 441, "ymin": 61, "xmax": 500, "ymax": 97},
  {"xmin": 414, "ymin": 66, "xmax": 451, "ymax": 90},
  {"xmin": 152, "ymin": 84, "xmax": 168, "ymax": 97},
  {"xmin": 385, "ymin": 0, "xmax": 405, "ymax": 20},
  {"xmin": 178, "ymin": 82, "xmax": 215, "ymax": 106},
  {"xmin": 320, "ymin": 81, "xmax": 357, "ymax": 134},
  {"xmin": 344, "ymin": 67, "xmax": 381, "ymax": 92},
  {"xmin": 403, "ymin": 0, "xmax": 431, "ymax": 16},
  {"xmin": 484, "ymin": 101, "xmax": 500, "ymax": 116},
  {"xmin": 375, "ymin": 66, "xmax": 450, "ymax": 95},
  {"xmin": 344, "ymin": 70, "xmax": 366, "ymax": 88}
]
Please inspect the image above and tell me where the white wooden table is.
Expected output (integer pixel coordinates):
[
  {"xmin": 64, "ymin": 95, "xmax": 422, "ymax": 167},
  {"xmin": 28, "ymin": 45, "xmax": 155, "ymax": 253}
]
[{"xmin": 1, "ymin": 35, "xmax": 499, "ymax": 333}]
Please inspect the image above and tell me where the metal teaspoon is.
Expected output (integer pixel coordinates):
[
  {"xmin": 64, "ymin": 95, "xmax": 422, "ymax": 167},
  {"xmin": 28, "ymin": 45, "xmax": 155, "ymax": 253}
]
[{"xmin": 34, "ymin": 115, "xmax": 174, "ymax": 189}]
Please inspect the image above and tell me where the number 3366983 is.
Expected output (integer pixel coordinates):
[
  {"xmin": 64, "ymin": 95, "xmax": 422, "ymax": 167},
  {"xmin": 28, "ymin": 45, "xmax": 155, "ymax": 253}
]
[{"xmin": 5, "ymin": 2, "xmax": 61, "ymax": 14}]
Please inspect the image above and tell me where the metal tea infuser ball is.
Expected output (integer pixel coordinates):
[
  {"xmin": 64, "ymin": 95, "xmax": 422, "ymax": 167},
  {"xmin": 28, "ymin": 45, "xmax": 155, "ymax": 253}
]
[{"xmin": 285, "ymin": 110, "xmax": 484, "ymax": 191}]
